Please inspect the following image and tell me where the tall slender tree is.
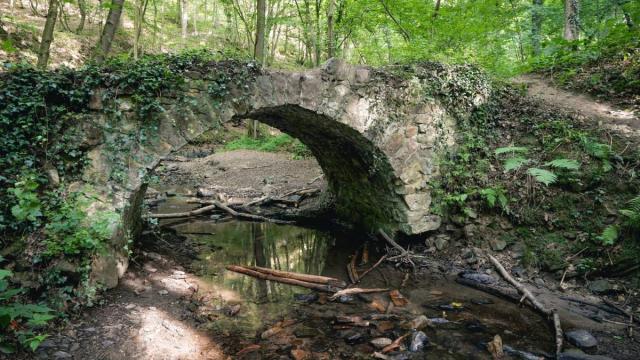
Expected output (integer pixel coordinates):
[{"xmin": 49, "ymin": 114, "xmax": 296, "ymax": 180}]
[
  {"xmin": 255, "ymin": 0, "xmax": 267, "ymax": 65},
  {"xmin": 327, "ymin": 0, "xmax": 335, "ymax": 58},
  {"xmin": 181, "ymin": 0, "xmax": 189, "ymax": 39},
  {"xmin": 37, "ymin": 0, "xmax": 59, "ymax": 69},
  {"xmin": 564, "ymin": 0, "xmax": 579, "ymax": 40},
  {"xmin": 94, "ymin": 0, "xmax": 125, "ymax": 63},
  {"xmin": 531, "ymin": 0, "xmax": 544, "ymax": 55}
]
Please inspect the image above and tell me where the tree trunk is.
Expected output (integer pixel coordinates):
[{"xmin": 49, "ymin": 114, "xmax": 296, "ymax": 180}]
[
  {"xmin": 76, "ymin": 0, "xmax": 87, "ymax": 33},
  {"xmin": 180, "ymin": 0, "xmax": 188, "ymax": 39},
  {"xmin": 433, "ymin": 0, "xmax": 441, "ymax": 19},
  {"xmin": 563, "ymin": 0, "xmax": 579, "ymax": 40},
  {"xmin": 94, "ymin": 0, "xmax": 124, "ymax": 64},
  {"xmin": 314, "ymin": 0, "xmax": 322, "ymax": 66},
  {"xmin": 531, "ymin": 0, "xmax": 543, "ymax": 55},
  {"xmin": 192, "ymin": 0, "xmax": 197, "ymax": 35},
  {"xmin": 327, "ymin": 0, "xmax": 335, "ymax": 58},
  {"xmin": 37, "ymin": 0, "xmax": 58, "ymax": 69},
  {"xmin": 254, "ymin": 0, "xmax": 267, "ymax": 65}
]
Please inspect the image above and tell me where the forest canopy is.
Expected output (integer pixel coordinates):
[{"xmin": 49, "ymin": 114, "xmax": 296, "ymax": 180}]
[{"xmin": 0, "ymin": 0, "xmax": 638, "ymax": 76}]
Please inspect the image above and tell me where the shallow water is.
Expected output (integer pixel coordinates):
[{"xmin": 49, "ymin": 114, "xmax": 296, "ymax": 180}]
[{"xmin": 151, "ymin": 197, "xmax": 554, "ymax": 358}]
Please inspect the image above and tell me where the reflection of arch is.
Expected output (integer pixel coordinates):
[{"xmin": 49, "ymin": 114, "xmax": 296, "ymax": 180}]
[{"xmin": 80, "ymin": 60, "xmax": 489, "ymax": 287}]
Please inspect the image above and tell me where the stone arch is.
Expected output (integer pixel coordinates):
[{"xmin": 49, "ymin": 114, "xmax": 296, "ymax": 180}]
[{"xmin": 79, "ymin": 59, "xmax": 490, "ymax": 287}]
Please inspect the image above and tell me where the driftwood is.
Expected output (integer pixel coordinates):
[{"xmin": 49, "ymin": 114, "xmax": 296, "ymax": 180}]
[
  {"xmin": 146, "ymin": 201, "xmax": 293, "ymax": 224},
  {"xmin": 143, "ymin": 204, "xmax": 218, "ymax": 219},
  {"xmin": 226, "ymin": 265, "xmax": 340, "ymax": 292},
  {"xmin": 487, "ymin": 254, "xmax": 563, "ymax": 357},
  {"xmin": 357, "ymin": 255, "xmax": 387, "ymax": 283},
  {"xmin": 243, "ymin": 265, "xmax": 346, "ymax": 288},
  {"xmin": 329, "ymin": 287, "xmax": 390, "ymax": 301},
  {"xmin": 378, "ymin": 229, "xmax": 426, "ymax": 270},
  {"xmin": 347, "ymin": 250, "xmax": 360, "ymax": 284}
]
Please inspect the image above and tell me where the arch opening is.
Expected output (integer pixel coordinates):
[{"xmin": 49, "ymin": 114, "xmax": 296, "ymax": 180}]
[{"xmin": 240, "ymin": 104, "xmax": 409, "ymax": 232}]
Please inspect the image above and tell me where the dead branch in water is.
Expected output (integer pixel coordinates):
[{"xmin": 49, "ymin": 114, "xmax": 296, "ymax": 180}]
[
  {"xmin": 357, "ymin": 254, "xmax": 387, "ymax": 283},
  {"xmin": 243, "ymin": 265, "xmax": 346, "ymax": 288},
  {"xmin": 225, "ymin": 265, "xmax": 340, "ymax": 292},
  {"xmin": 145, "ymin": 201, "xmax": 293, "ymax": 224},
  {"xmin": 487, "ymin": 254, "xmax": 563, "ymax": 356},
  {"xmin": 378, "ymin": 229, "xmax": 426, "ymax": 270},
  {"xmin": 347, "ymin": 250, "xmax": 360, "ymax": 284},
  {"xmin": 143, "ymin": 204, "xmax": 218, "ymax": 219},
  {"xmin": 329, "ymin": 287, "xmax": 390, "ymax": 301}
]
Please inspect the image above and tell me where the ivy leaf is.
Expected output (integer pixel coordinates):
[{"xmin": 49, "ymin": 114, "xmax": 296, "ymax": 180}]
[
  {"xmin": 544, "ymin": 158, "xmax": 580, "ymax": 170},
  {"xmin": 527, "ymin": 168, "xmax": 557, "ymax": 185},
  {"xmin": 503, "ymin": 157, "xmax": 529, "ymax": 171},
  {"xmin": 495, "ymin": 146, "xmax": 528, "ymax": 155}
]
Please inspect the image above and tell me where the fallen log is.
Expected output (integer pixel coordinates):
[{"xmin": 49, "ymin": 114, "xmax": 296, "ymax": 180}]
[
  {"xmin": 226, "ymin": 265, "xmax": 340, "ymax": 292},
  {"xmin": 487, "ymin": 254, "xmax": 563, "ymax": 357},
  {"xmin": 243, "ymin": 265, "xmax": 347, "ymax": 288},
  {"xmin": 211, "ymin": 200, "xmax": 294, "ymax": 224}
]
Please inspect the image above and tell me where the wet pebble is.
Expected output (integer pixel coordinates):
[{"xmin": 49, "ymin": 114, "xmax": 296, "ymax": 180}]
[
  {"xmin": 409, "ymin": 331, "xmax": 428, "ymax": 352},
  {"xmin": 428, "ymin": 317, "xmax": 449, "ymax": 324},
  {"xmin": 404, "ymin": 315, "xmax": 430, "ymax": 330},
  {"xmin": 53, "ymin": 351, "xmax": 72, "ymax": 359},
  {"xmin": 370, "ymin": 337, "xmax": 393, "ymax": 349},
  {"xmin": 565, "ymin": 329, "xmax": 598, "ymax": 350},
  {"xmin": 336, "ymin": 295, "xmax": 355, "ymax": 303},
  {"xmin": 339, "ymin": 330, "xmax": 365, "ymax": 345}
]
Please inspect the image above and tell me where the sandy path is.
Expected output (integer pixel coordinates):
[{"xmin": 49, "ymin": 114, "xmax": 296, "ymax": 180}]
[{"xmin": 514, "ymin": 74, "xmax": 640, "ymax": 141}]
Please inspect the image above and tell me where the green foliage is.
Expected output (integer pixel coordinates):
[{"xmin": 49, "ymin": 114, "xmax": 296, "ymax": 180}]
[
  {"xmin": 600, "ymin": 195, "xmax": 640, "ymax": 245},
  {"xmin": 44, "ymin": 193, "xmax": 118, "ymax": 258},
  {"xmin": 0, "ymin": 261, "xmax": 54, "ymax": 354},
  {"xmin": 496, "ymin": 145, "xmax": 580, "ymax": 186},
  {"xmin": 224, "ymin": 134, "xmax": 312, "ymax": 159},
  {"xmin": 8, "ymin": 172, "xmax": 42, "ymax": 224}
]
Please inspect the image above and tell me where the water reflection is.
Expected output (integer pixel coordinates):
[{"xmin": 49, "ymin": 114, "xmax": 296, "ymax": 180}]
[{"xmin": 172, "ymin": 220, "xmax": 334, "ymax": 336}]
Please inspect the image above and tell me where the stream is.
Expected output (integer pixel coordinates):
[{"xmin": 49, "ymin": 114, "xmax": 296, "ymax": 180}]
[{"xmin": 141, "ymin": 195, "xmax": 556, "ymax": 359}]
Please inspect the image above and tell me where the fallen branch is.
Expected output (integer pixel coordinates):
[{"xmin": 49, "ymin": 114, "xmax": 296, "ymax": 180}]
[
  {"xmin": 381, "ymin": 333, "xmax": 410, "ymax": 353},
  {"xmin": 226, "ymin": 265, "xmax": 340, "ymax": 292},
  {"xmin": 347, "ymin": 250, "xmax": 360, "ymax": 284},
  {"xmin": 329, "ymin": 287, "xmax": 390, "ymax": 301},
  {"xmin": 211, "ymin": 201, "xmax": 294, "ymax": 224},
  {"xmin": 357, "ymin": 255, "xmax": 387, "ymax": 283},
  {"xmin": 378, "ymin": 229, "xmax": 417, "ymax": 270},
  {"xmin": 487, "ymin": 254, "xmax": 563, "ymax": 356},
  {"xmin": 143, "ymin": 204, "xmax": 218, "ymax": 219},
  {"xmin": 243, "ymin": 265, "xmax": 346, "ymax": 288}
]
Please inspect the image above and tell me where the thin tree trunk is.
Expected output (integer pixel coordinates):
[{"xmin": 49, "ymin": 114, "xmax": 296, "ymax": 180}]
[
  {"xmin": 531, "ymin": 0, "xmax": 543, "ymax": 55},
  {"xmin": 76, "ymin": 0, "xmax": 87, "ymax": 33},
  {"xmin": 37, "ymin": 0, "xmax": 58, "ymax": 69},
  {"xmin": 433, "ymin": 0, "xmax": 441, "ymax": 19},
  {"xmin": 563, "ymin": 0, "xmax": 579, "ymax": 40},
  {"xmin": 314, "ymin": 0, "xmax": 322, "ymax": 66},
  {"xmin": 327, "ymin": 0, "xmax": 335, "ymax": 58},
  {"xmin": 94, "ymin": 0, "xmax": 124, "ymax": 64},
  {"xmin": 192, "ymin": 0, "xmax": 197, "ymax": 35},
  {"xmin": 254, "ymin": 0, "xmax": 267, "ymax": 65},
  {"xmin": 180, "ymin": 0, "xmax": 188, "ymax": 38}
]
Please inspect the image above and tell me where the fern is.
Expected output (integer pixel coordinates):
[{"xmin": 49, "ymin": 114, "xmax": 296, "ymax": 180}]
[
  {"xmin": 527, "ymin": 168, "xmax": 558, "ymax": 185},
  {"xmin": 544, "ymin": 158, "xmax": 580, "ymax": 170},
  {"xmin": 495, "ymin": 146, "xmax": 528, "ymax": 155},
  {"xmin": 599, "ymin": 225, "xmax": 619, "ymax": 246},
  {"xmin": 504, "ymin": 157, "xmax": 529, "ymax": 171}
]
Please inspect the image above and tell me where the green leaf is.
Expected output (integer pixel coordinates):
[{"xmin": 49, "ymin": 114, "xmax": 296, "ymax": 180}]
[
  {"xmin": 544, "ymin": 158, "xmax": 580, "ymax": 170},
  {"xmin": 527, "ymin": 168, "xmax": 557, "ymax": 185},
  {"xmin": 504, "ymin": 157, "xmax": 529, "ymax": 171},
  {"xmin": 495, "ymin": 146, "xmax": 528, "ymax": 155},
  {"xmin": 0, "ymin": 269, "xmax": 12, "ymax": 280},
  {"xmin": 599, "ymin": 225, "xmax": 618, "ymax": 246}
]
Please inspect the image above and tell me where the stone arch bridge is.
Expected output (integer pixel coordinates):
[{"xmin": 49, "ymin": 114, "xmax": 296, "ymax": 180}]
[{"xmin": 76, "ymin": 59, "xmax": 490, "ymax": 287}]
